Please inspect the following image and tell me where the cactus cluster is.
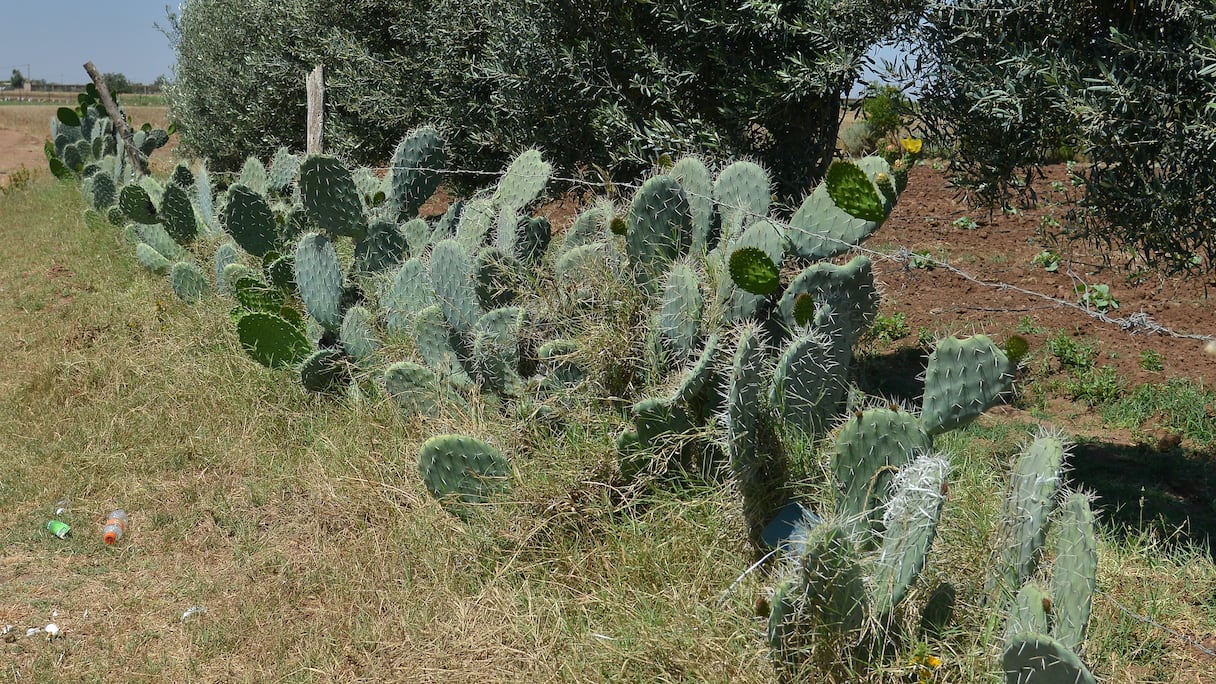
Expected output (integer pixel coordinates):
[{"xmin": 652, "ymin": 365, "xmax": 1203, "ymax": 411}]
[{"xmin": 992, "ymin": 433, "xmax": 1098, "ymax": 684}]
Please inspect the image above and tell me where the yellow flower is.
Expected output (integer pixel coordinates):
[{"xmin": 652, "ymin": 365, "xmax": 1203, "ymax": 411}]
[
  {"xmin": 900, "ymin": 137, "xmax": 923, "ymax": 155},
  {"xmin": 910, "ymin": 653, "xmax": 942, "ymax": 683}
]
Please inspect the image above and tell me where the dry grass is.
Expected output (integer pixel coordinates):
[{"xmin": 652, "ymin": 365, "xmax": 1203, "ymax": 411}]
[{"xmin": 1, "ymin": 176, "xmax": 1214, "ymax": 683}]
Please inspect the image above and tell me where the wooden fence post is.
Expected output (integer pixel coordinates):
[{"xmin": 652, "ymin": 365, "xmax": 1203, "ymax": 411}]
[
  {"xmin": 306, "ymin": 65, "xmax": 324, "ymax": 155},
  {"xmin": 82, "ymin": 61, "xmax": 147, "ymax": 175}
]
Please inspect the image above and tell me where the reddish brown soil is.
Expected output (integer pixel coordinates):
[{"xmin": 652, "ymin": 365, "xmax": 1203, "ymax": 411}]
[{"xmin": 872, "ymin": 163, "xmax": 1216, "ymax": 389}]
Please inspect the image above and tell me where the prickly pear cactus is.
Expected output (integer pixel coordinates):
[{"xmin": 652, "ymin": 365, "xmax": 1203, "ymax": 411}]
[
  {"xmin": 382, "ymin": 258, "xmax": 433, "ymax": 337},
  {"xmin": 239, "ymin": 155, "xmax": 269, "ymax": 196},
  {"xmin": 1002, "ymin": 633, "xmax": 1095, "ymax": 684},
  {"xmin": 658, "ymin": 262, "xmax": 703, "ymax": 360},
  {"xmin": 355, "ymin": 219, "xmax": 408, "ymax": 273},
  {"xmin": 267, "ymin": 147, "xmax": 300, "ymax": 192},
  {"xmin": 920, "ymin": 335, "xmax": 1013, "ymax": 436},
  {"xmin": 870, "ymin": 453, "xmax": 950, "ymax": 617},
  {"xmin": 713, "ymin": 161, "xmax": 770, "ymax": 242},
  {"xmin": 294, "ymin": 232, "xmax": 344, "ymax": 330},
  {"xmin": 430, "ymin": 239, "xmax": 480, "ymax": 335},
  {"xmin": 170, "ymin": 261, "xmax": 209, "ymax": 303},
  {"xmin": 299, "ymin": 348, "xmax": 350, "ymax": 393},
  {"xmin": 669, "ymin": 157, "xmax": 714, "ymax": 253},
  {"xmin": 134, "ymin": 223, "xmax": 187, "ymax": 261},
  {"xmin": 119, "ymin": 183, "xmax": 157, "ymax": 224},
  {"xmin": 340, "ymin": 305, "xmax": 381, "ymax": 363},
  {"xmin": 770, "ymin": 332, "xmax": 846, "ymax": 439},
  {"xmin": 159, "ymin": 183, "xmax": 198, "ymax": 245},
  {"xmin": 418, "ymin": 434, "xmax": 510, "ymax": 507},
  {"xmin": 991, "ymin": 431, "xmax": 1068, "ymax": 596},
  {"xmin": 222, "ymin": 185, "xmax": 279, "ymax": 257},
  {"xmin": 1004, "ymin": 583, "xmax": 1051, "ymax": 644},
  {"xmin": 384, "ymin": 361, "xmax": 443, "ymax": 417},
  {"xmin": 1051, "ymin": 492, "xmax": 1097, "ymax": 652},
  {"xmin": 414, "ymin": 304, "xmax": 473, "ymax": 388},
  {"xmin": 135, "ymin": 242, "xmax": 171, "ymax": 274},
  {"xmin": 236, "ymin": 311, "xmax": 312, "ymax": 369},
  {"xmin": 626, "ymin": 175, "xmax": 692, "ymax": 286},
  {"xmin": 388, "ymin": 127, "xmax": 445, "ymax": 220},
  {"xmin": 832, "ymin": 408, "xmax": 932, "ymax": 548},
  {"xmin": 825, "ymin": 159, "xmax": 886, "ymax": 224},
  {"xmin": 299, "ymin": 155, "xmax": 367, "ymax": 238},
  {"xmin": 491, "ymin": 149, "xmax": 551, "ymax": 216}
]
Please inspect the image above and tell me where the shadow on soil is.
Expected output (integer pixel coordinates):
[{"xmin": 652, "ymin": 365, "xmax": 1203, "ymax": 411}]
[
  {"xmin": 854, "ymin": 346, "xmax": 928, "ymax": 404},
  {"xmin": 1068, "ymin": 441, "xmax": 1216, "ymax": 557}
]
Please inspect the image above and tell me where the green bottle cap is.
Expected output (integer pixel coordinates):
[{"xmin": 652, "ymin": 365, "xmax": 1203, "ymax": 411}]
[{"xmin": 47, "ymin": 520, "xmax": 70, "ymax": 539}]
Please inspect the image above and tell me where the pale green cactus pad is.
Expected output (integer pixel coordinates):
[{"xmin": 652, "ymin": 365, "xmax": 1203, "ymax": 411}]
[{"xmin": 418, "ymin": 434, "xmax": 510, "ymax": 507}]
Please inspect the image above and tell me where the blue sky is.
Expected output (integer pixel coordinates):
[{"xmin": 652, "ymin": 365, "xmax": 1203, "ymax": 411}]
[{"xmin": 2, "ymin": 1, "xmax": 176, "ymax": 85}]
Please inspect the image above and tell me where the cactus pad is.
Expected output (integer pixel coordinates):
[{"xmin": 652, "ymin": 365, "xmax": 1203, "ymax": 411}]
[
  {"xmin": 418, "ymin": 434, "xmax": 510, "ymax": 507},
  {"xmin": 1002, "ymin": 633, "xmax": 1095, "ymax": 684},
  {"xmin": 299, "ymin": 349, "xmax": 351, "ymax": 392},
  {"xmin": 921, "ymin": 335, "xmax": 1013, "ymax": 436},
  {"xmin": 293, "ymin": 232, "xmax": 344, "ymax": 330},
  {"xmin": 384, "ymin": 361, "xmax": 443, "ymax": 417},
  {"xmin": 222, "ymin": 184, "xmax": 279, "ymax": 257},
  {"xmin": 299, "ymin": 155, "xmax": 367, "ymax": 238},
  {"xmin": 825, "ymin": 160, "xmax": 886, "ymax": 224},
  {"xmin": 236, "ymin": 311, "xmax": 312, "ymax": 369},
  {"xmin": 728, "ymin": 246, "xmax": 780, "ymax": 296}
]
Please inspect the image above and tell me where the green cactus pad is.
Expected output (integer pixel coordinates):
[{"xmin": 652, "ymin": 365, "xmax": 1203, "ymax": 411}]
[
  {"xmin": 728, "ymin": 246, "xmax": 779, "ymax": 296},
  {"xmin": 89, "ymin": 171, "xmax": 116, "ymax": 209},
  {"xmin": 238, "ymin": 156, "xmax": 269, "ymax": 196},
  {"xmin": 717, "ymin": 220, "xmax": 786, "ymax": 323},
  {"xmin": 778, "ymin": 256, "xmax": 877, "ymax": 348},
  {"xmin": 713, "ymin": 161, "xmax": 771, "ymax": 242},
  {"xmin": 825, "ymin": 159, "xmax": 886, "ymax": 224},
  {"xmin": 233, "ymin": 276, "xmax": 285, "ymax": 312},
  {"xmin": 414, "ymin": 305, "xmax": 474, "ymax": 388},
  {"xmin": 833, "ymin": 408, "xmax": 932, "ymax": 547},
  {"xmin": 355, "ymin": 219, "xmax": 408, "ymax": 273},
  {"xmin": 871, "ymin": 453, "xmax": 950, "ymax": 617},
  {"xmin": 492, "ymin": 149, "xmax": 551, "ymax": 215},
  {"xmin": 159, "ymin": 183, "xmax": 198, "ymax": 245},
  {"xmin": 299, "ymin": 348, "xmax": 351, "ymax": 393},
  {"xmin": 221, "ymin": 185, "xmax": 279, "ymax": 257},
  {"xmin": 1005, "ymin": 583, "xmax": 1051, "ymax": 644},
  {"xmin": 770, "ymin": 332, "xmax": 846, "ymax": 438},
  {"xmin": 1002, "ymin": 633, "xmax": 1095, "ymax": 684},
  {"xmin": 382, "ymin": 258, "xmax": 433, "ymax": 337},
  {"xmin": 118, "ymin": 183, "xmax": 157, "ymax": 224},
  {"xmin": 472, "ymin": 306, "xmax": 526, "ymax": 394},
  {"xmin": 340, "ymin": 305, "xmax": 381, "ymax": 363},
  {"xmin": 785, "ymin": 182, "xmax": 881, "ymax": 261},
  {"xmin": 790, "ymin": 521, "xmax": 869, "ymax": 633},
  {"xmin": 791, "ymin": 293, "xmax": 816, "ymax": 328},
  {"xmin": 1051, "ymin": 492, "xmax": 1097, "ymax": 652},
  {"xmin": 920, "ymin": 335, "xmax": 1013, "ymax": 436},
  {"xmin": 293, "ymin": 232, "xmax": 344, "ymax": 330},
  {"xmin": 512, "ymin": 216, "xmax": 551, "ymax": 266},
  {"xmin": 658, "ymin": 262, "xmax": 703, "ymax": 359},
  {"xmin": 383, "ymin": 361, "xmax": 443, "ymax": 417},
  {"xmin": 135, "ymin": 242, "xmax": 171, "ymax": 274},
  {"xmin": 992, "ymin": 432, "xmax": 1068, "ymax": 595},
  {"xmin": 170, "ymin": 261, "xmax": 210, "ymax": 303},
  {"xmin": 727, "ymin": 324, "xmax": 768, "ymax": 472},
  {"xmin": 388, "ymin": 127, "xmax": 445, "ymax": 219},
  {"xmin": 669, "ymin": 156, "xmax": 714, "ymax": 253},
  {"xmin": 82, "ymin": 208, "xmax": 110, "ymax": 232},
  {"xmin": 299, "ymin": 155, "xmax": 367, "ymax": 238},
  {"xmin": 133, "ymin": 223, "xmax": 187, "ymax": 261},
  {"xmin": 236, "ymin": 311, "xmax": 313, "ymax": 369},
  {"xmin": 455, "ymin": 199, "xmax": 494, "ymax": 251},
  {"xmin": 537, "ymin": 339, "xmax": 586, "ymax": 388},
  {"xmin": 563, "ymin": 205, "xmax": 610, "ymax": 252},
  {"xmin": 673, "ymin": 333, "xmax": 724, "ymax": 422},
  {"xmin": 430, "ymin": 239, "xmax": 481, "ymax": 334},
  {"xmin": 267, "ymin": 147, "xmax": 300, "ymax": 192},
  {"xmin": 418, "ymin": 434, "xmax": 510, "ymax": 507},
  {"xmin": 626, "ymin": 175, "xmax": 693, "ymax": 285},
  {"xmin": 474, "ymin": 246, "xmax": 521, "ymax": 311}
]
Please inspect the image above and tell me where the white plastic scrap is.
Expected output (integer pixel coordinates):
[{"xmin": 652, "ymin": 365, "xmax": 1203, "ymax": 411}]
[
  {"xmin": 44, "ymin": 623, "xmax": 60, "ymax": 639},
  {"xmin": 180, "ymin": 606, "xmax": 207, "ymax": 622}
]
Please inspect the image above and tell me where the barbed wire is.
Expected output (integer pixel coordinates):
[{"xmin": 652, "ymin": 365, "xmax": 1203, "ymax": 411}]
[{"xmin": 367, "ymin": 161, "xmax": 1214, "ymax": 342}]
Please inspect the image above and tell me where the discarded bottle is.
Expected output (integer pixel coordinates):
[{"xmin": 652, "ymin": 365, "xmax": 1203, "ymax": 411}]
[{"xmin": 102, "ymin": 509, "xmax": 127, "ymax": 544}]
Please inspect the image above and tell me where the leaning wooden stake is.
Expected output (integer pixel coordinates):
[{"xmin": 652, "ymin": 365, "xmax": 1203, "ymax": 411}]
[
  {"xmin": 82, "ymin": 61, "xmax": 147, "ymax": 175},
  {"xmin": 306, "ymin": 65, "xmax": 324, "ymax": 155}
]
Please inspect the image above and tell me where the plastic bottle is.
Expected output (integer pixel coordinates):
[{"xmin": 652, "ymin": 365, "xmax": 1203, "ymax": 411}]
[{"xmin": 102, "ymin": 510, "xmax": 127, "ymax": 544}]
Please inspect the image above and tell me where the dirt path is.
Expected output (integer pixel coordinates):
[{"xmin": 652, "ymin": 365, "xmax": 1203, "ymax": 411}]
[{"xmin": 0, "ymin": 127, "xmax": 44, "ymax": 188}]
